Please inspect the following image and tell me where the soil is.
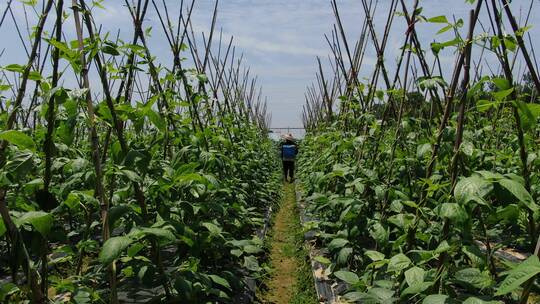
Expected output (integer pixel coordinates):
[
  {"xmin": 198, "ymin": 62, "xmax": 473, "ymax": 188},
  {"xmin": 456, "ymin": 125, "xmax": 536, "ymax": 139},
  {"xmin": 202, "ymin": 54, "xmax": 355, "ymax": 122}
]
[{"xmin": 260, "ymin": 183, "xmax": 300, "ymax": 304}]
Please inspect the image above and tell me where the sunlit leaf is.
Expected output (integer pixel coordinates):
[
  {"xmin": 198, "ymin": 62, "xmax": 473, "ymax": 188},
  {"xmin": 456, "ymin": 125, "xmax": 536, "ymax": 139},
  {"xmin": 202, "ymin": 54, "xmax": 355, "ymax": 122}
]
[
  {"xmin": 334, "ymin": 270, "xmax": 359, "ymax": 285},
  {"xmin": 0, "ymin": 130, "xmax": 36, "ymax": 151},
  {"xmin": 99, "ymin": 236, "xmax": 133, "ymax": 265},
  {"xmin": 496, "ymin": 256, "xmax": 540, "ymax": 295}
]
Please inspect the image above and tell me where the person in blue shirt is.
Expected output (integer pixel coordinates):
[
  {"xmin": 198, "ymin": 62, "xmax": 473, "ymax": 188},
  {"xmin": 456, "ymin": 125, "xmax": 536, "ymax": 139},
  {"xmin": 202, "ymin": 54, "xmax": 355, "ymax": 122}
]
[{"xmin": 280, "ymin": 133, "xmax": 299, "ymax": 182}]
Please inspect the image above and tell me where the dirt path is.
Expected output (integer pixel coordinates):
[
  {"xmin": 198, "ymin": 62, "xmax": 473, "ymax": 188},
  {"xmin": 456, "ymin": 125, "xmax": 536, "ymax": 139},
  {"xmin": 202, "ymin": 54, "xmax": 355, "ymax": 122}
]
[{"xmin": 260, "ymin": 183, "xmax": 309, "ymax": 304}]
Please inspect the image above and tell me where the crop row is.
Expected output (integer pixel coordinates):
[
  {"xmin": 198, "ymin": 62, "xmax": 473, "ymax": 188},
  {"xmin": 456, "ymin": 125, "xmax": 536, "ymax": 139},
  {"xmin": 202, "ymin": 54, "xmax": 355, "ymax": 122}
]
[{"xmin": 299, "ymin": 0, "xmax": 540, "ymax": 303}]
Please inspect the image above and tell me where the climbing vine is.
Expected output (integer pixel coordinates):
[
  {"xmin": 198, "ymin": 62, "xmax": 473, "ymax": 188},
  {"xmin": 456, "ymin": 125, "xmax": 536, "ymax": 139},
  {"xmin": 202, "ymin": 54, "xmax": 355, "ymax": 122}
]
[{"xmin": 300, "ymin": 0, "xmax": 540, "ymax": 303}]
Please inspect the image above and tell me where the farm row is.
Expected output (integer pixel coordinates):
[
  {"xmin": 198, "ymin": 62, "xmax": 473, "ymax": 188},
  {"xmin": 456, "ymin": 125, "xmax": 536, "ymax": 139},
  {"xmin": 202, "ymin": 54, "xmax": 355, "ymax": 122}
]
[
  {"xmin": 299, "ymin": 0, "xmax": 540, "ymax": 303},
  {"xmin": 0, "ymin": 1, "xmax": 280, "ymax": 303}
]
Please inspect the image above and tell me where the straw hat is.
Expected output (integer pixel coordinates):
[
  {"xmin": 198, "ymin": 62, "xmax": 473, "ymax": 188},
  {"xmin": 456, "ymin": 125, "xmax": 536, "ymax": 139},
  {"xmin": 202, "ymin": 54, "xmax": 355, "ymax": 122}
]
[{"xmin": 283, "ymin": 133, "xmax": 294, "ymax": 141}]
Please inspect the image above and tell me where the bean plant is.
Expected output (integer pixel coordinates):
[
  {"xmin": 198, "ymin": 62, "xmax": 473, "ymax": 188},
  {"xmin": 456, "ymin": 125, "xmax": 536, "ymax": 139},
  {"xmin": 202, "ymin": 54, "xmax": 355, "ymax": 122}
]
[
  {"xmin": 300, "ymin": 0, "xmax": 540, "ymax": 303},
  {"xmin": 0, "ymin": 1, "xmax": 279, "ymax": 303}
]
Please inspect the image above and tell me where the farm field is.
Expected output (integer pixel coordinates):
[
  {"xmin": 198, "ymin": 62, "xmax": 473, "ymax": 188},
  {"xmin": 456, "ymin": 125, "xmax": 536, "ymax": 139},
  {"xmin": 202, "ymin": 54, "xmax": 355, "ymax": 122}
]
[{"xmin": 1, "ymin": 0, "xmax": 540, "ymax": 303}]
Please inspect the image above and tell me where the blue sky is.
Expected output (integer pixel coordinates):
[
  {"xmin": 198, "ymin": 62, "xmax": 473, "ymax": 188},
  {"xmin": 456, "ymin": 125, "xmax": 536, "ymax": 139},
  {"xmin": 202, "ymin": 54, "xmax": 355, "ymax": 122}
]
[{"xmin": 1, "ymin": 0, "xmax": 539, "ymax": 137}]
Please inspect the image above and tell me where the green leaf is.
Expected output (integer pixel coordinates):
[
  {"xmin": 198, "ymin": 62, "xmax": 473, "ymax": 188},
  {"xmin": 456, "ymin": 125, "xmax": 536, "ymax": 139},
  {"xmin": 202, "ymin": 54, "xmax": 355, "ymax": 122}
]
[
  {"xmin": 405, "ymin": 266, "xmax": 425, "ymax": 286},
  {"xmin": 122, "ymin": 44, "xmax": 145, "ymax": 53},
  {"xmin": 107, "ymin": 205, "xmax": 131, "ymax": 229},
  {"xmin": 197, "ymin": 73, "xmax": 209, "ymax": 83},
  {"xmin": 431, "ymin": 42, "xmax": 444, "ymax": 54},
  {"xmin": 468, "ymin": 76, "xmax": 489, "ymax": 99},
  {"xmin": 516, "ymin": 25, "xmax": 533, "ymax": 37},
  {"xmin": 454, "ymin": 268, "xmax": 494, "ymax": 289},
  {"xmin": 491, "ymin": 36, "xmax": 501, "ymax": 50},
  {"xmin": 401, "ymin": 281, "xmax": 432, "ymax": 296},
  {"xmin": 3, "ymin": 64, "xmax": 25, "ymax": 73},
  {"xmin": 243, "ymin": 255, "xmax": 261, "ymax": 272},
  {"xmin": 460, "ymin": 141, "xmax": 474, "ymax": 157},
  {"xmin": 342, "ymin": 292, "xmax": 365, "ymax": 302},
  {"xmin": 127, "ymin": 243, "xmax": 145, "ymax": 257},
  {"xmin": 202, "ymin": 222, "xmax": 223, "ymax": 236},
  {"xmin": 4, "ymin": 151, "xmax": 34, "ymax": 179},
  {"xmin": 388, "ymin": 213, "xmax": 415, "ymax": 229},
  {"xmin": 208, "ymin": 274, "xmax": 231, "ymax": 290},
  {"xmin": 497, "ymin": 178, "xmax": 537, "ymax": 211},
  {"xmin": 438, "ymin": 203, "xmax": 468, "ymax": 223},
  {"xmin": 46, "ymin": 38, "xmax": 76, "ymax": 58},
  {"xmin": 145, "ymin": 26, "xmax": 153, "ymax": 37},
  {"xmin": 0, "ymin": 219, "xmax": 6, "ymax": 237},
  {"xmin": 496, "ymin": 255, "xmax": 540, "ymax": 295},
  {"xmin": 337, "ymin": 247, "xmax": 353, "ymax": 265},
  {"xmin": 0, "ymin": 130, "xmax": 36, "ymax": 151},
  {"xmin": 328, "ymin": 238, "xmax": 349, "ymax": 251},
  {"xmin": 21, "ymin": 0, "xmax": 38, "ymax": 6},
  {"xmin": 476, "ymin": 171, "xmax": 504, "ymax": 180},
  {"xmin": 137, "ymin": 227, "xmax": 176, "ymax": 242},
  {"xmin": 28, "ymin": 71, "xmax": 42, "ymax": 81},
  {"xmin": 504, "ymin": 36, "xmax": 517, "ymax": 52},
  {"xmin": 434, "ymin": 240, "xmax": 452, "ymax": 254},
  {"xmin": 146, "ymin": 109, "xmax": 166, "ymax": 131},
  {"xmin": 365, "ymin": 250, "xmax": 386, "ymax": 261},
  {"xmin": 314, "ymin": 256, "xmax": 332, "ymax": 265},
  {"xmin": 431, "ymin": 38, "xmax": 460, "ymax": 54},
  {"xmin": 334, "ymin": 270, "xmax": 359, "ymax": 285},
  {"xmin": 15, "ymin": 211, "xmax": 53, "ymax": 236},
  {"xmin": 462, "ymin": 245, "xmax": 486, "ymax": 268},
  {"xmin": 369, "ymin": 287, "xmax": 395, "ymax": 301},
  {"xmin": 476, "ymin": 99, "xmax": 499, "ymax": 112},
  {"xmin": 346, "ymin": 287, "xmax": 395, "ymax": 302},
  {"xmin": 489, "ymin": 204, "xmax": 520, "ymax": 224},
  {"xmin": 244, "ymin": 244, "xmax": 263, "ymax": 254},
  {"xmin": 387, "ymin": 253, "xmax": 411, "ymax": 273},
  {"xmin": 63, "ymin": 192, "xmax": 80, "ymax": 210},
  {"xmin": 454, "ymin": 175, "xmax": 492, "ymax": 205},
  {"xmin": 423, "ymin": 294, "xmax": 449, "ymax": 304},
  {"xmin": 491, "ymin": 77, "xmax": 511, "ymax": 90},
  {"xmin": 417, "ymin": 77, "xmax": 448, "ymax": 91},
  {"xmin": 463, "ymin": 297, "xmax": 503, "ymax": 304},
  {"xmin": 417, "ymin": 143, "xmax": 432, "ymax": 159},
  {"xmin": 428, "ymin": 15, "xmax": 449, "ymax": 23},
  {"xmin": 515, "ymin": 101, "xmax": 540, "ymax": 131},
  {"xmin": 99, "ymin": 236, "xmax": 133, "ymax": 265},
  {"xmin": 437, "ymin": 24, "xmax": 453, "ymax": 34},
  {"xmin": 0, "ymin": 282, "xmax": 19, "ymax": 301},
  {"xmin": 102, "ymin": 45, "xmax": 120, "ymax": 56},
  {"xmin": 492, "ymin": 88, "xmax": 514, "ymax": 101},
  {"xmin": 119, "ymin": 169, "xmax": 141, "ymax": 183},
  {"xmin": 369, "ymin": 223, "xmax": 389, "ymax": 244}
]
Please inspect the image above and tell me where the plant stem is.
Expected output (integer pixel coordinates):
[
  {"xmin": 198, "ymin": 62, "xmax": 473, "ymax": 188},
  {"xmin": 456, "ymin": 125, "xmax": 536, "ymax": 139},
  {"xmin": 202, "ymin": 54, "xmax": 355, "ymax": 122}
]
[{"xmin": 71, "ymin": 2, "xmax": 117, "ymax": 303}]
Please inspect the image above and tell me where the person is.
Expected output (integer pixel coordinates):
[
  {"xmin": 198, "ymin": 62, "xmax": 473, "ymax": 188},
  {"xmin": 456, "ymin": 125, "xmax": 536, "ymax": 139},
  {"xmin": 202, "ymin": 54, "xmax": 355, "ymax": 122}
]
[{"xmin": 280, "ymin": 133, "xmax": 298, "ymax": 182}]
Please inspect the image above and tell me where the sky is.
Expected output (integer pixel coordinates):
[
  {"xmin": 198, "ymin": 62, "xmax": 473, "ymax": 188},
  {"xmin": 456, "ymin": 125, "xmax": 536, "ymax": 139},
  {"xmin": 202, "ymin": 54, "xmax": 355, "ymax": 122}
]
[{"xmin": 1, "ymin": 0, "xmax": 540, "ymax": 138}]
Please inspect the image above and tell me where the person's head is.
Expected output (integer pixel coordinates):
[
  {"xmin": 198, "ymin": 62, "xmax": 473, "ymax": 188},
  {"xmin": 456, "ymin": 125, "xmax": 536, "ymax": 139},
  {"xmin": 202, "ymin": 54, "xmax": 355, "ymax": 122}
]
[{"xmin": 283, "ymin": 133, "xmax": 294, "ymax": 143}]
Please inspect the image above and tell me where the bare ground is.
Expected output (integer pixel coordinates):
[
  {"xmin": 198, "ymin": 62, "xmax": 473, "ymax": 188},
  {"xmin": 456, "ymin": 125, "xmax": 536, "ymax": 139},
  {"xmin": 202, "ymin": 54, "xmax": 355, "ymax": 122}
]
[{"xmin": 260, "ymin": 183, "xmax": 299, "ymax": 304}]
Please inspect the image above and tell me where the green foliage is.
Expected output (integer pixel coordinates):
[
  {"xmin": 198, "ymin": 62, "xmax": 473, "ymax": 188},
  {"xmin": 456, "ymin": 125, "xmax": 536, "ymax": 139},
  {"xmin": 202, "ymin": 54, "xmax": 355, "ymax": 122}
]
[
  {"xmin": 0, "ymin": 130, "xmax": 36, "ymax": 151},
  {"xmin": 334, "ymin": 270, "xmax": 360, "ymax": 285},
  {"xmin": 496, "ymin": 256, "xmax": 540, "ymax": 295},
  {"xmin": 0, "ymin": 2, "xmax": 281, "ymax": 302},
  {"xmin": 298, "ymin": 79, "xmax": 540, "ymax": 302},
  {"xmin": 99, "ymin": 236, "xmax": 133, "ymax": 265}
]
